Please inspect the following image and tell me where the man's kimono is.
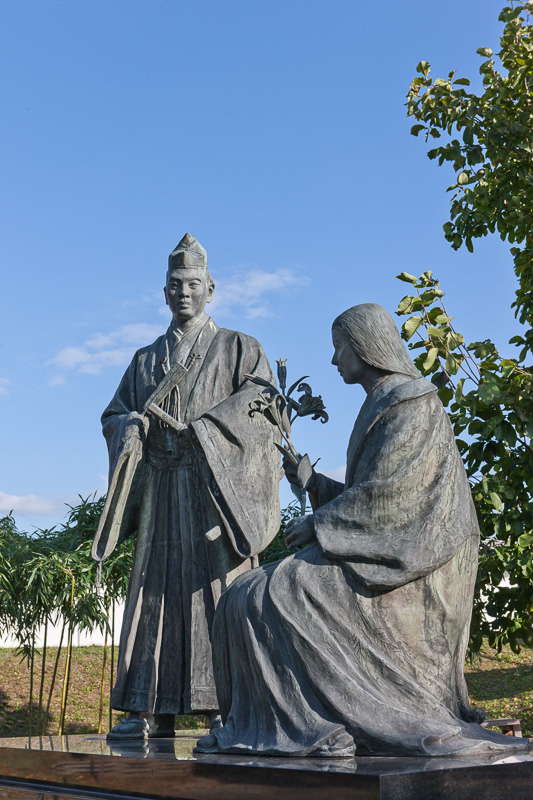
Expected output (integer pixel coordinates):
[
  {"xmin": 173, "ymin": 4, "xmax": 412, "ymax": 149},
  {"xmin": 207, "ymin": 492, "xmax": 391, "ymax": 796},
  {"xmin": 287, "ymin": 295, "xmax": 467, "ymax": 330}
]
[{"xmin": 93, "ymin": 314, "xmax": 280, "ymax": 714}]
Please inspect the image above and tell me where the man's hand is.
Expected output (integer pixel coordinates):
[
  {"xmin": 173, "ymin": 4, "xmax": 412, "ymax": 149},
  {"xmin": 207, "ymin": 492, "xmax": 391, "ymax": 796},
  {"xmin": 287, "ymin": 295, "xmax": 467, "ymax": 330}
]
[
  {"xmin": 125, "ymin": 411, "xmax": 150, "ymax": 437},
  {"xmin": 122, "ymin": 412, "xmax": 149, "ymax": 454},
  {"xmin": 285, "ymin": 514, "xmax": 316, "ymax": 549}
]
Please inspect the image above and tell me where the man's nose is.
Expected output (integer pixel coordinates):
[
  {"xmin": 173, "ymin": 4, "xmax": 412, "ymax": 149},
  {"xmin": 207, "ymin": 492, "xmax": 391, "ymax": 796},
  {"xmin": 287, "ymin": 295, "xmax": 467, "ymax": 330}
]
[{"xmin": 331, "ymin": 353, "xmax": 338, "ymax": 365}]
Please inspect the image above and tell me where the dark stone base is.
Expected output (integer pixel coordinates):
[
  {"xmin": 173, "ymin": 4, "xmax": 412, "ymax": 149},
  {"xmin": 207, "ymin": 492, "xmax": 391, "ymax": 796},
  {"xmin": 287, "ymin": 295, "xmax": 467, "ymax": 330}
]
[{"xmin": 0, "ymin": 733, "xmax": 531, "ymax": 800}]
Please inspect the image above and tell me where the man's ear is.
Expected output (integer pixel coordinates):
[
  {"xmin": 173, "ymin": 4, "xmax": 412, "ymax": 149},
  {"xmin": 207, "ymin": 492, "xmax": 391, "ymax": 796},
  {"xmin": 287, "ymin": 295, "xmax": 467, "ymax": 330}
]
[
  {"xmin": 164, "ymin": 286, "xmax": 169, "ymax": 306},
  {"xmin": 206, "ymin": 282, "xmax": 215, "ymax": 304}
]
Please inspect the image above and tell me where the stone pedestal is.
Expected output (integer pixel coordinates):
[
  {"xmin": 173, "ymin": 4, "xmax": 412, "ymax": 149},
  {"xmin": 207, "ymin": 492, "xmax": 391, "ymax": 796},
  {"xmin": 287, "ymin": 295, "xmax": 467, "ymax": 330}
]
[{"xmin": 0, "ymin": 733, "xmax": 531, "ymax": 800}]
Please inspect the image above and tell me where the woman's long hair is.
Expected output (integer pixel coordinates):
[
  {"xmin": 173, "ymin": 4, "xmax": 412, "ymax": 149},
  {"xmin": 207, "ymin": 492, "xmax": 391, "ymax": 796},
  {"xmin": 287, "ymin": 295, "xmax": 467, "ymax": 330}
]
[{"xmin": 332, "ymin": 303, "xmax": 420, "ymax": 379}]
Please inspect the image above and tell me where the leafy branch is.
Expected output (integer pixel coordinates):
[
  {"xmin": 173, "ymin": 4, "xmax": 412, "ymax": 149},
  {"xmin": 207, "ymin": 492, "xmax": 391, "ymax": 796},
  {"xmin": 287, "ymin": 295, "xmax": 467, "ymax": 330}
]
[
  {"xmin": 407, "ymin": 3, "xmax": 533, "ymax": 332},
  {"xmin": 397, "ymin": 271, "xmax": 533, "ymax": 653}
]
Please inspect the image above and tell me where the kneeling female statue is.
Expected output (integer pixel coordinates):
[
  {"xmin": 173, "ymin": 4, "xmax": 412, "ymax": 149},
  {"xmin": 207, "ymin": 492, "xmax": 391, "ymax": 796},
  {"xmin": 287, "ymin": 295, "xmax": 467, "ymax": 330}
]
[{"xmin": 196, "ymin": 303, "xmax": 529, "ymax": 758}]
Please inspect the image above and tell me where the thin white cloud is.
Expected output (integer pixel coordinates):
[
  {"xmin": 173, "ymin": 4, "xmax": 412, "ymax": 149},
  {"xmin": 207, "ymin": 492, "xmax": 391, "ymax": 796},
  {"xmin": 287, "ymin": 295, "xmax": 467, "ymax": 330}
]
[
  {"xmin": 0, "ymin": 492, "xmax": 67, "ymax": 517},
  {"xmin": 49, "ymin": 268, "xmax": 307, "ymax": 379},
  {"xmin": 0, "ymin": 378, "xmax": 12, "ymax": 396},
  {"xmin": 49, "ymin": 322, "xmax": 165, "ymax": 377},
  {"xmin": 322, "ymin": 465, "xmax": 346, "ymax": 483},
  {"xmin": 209, "ymin": 268, "xmax": 308, "ymax": 320}
]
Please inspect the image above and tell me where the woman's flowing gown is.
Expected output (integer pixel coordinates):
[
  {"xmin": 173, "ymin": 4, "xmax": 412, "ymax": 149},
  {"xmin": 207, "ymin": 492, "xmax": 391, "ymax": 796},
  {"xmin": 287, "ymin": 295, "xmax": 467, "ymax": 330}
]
[{"xmin": 208, "ymin": 375, "xmax": 529, "ymax": 757}]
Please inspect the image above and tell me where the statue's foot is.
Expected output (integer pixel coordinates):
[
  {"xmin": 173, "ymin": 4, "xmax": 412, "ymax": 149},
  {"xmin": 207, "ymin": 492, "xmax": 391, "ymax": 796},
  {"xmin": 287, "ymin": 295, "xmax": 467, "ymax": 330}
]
[
  {"xmin": 148, "ymin": 713, "xmax": 175, "ymax": 738},
  {"xmin": 194, "ymin": 733, "xmax": 220, "ymax": 754},
  {"xmin": 209, "ymin": 713, "xmax": 222, "ymax": 731},
  {"xmin": 107, "ymin": 713, "xmax": 175, "ymax": 740},
  {"xmin": 107, "ymin": 716, "xmax": 149, "ymax": 740}
]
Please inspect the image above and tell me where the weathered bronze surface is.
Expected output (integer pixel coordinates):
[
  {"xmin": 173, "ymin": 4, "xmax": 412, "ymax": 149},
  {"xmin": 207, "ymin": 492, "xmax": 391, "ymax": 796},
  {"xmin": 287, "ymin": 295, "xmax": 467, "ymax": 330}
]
[
  {"xmin": 91, "ymin": 234, "xmax": 280, "ymax": 737},
  {"xmin": 202, "ymin": 303, "xmax": 531, "ymax": 758}
]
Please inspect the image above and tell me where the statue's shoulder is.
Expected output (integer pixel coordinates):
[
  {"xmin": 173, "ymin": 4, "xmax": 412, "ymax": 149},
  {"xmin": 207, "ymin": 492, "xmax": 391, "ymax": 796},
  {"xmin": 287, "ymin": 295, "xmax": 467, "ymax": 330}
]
[
  {"xmin": 130, "ymin": 333, "xmax": 167, "ymax": 365},
  {"xmin": 214, "ymin": 327, "xmax": 264, "ymax": 351}
]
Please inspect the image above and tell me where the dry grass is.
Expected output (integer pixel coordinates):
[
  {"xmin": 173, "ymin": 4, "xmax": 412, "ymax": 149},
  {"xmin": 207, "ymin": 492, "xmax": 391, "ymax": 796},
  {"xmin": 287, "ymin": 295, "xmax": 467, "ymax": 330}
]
[
  {"xmin": 0, "ymin": 643, "xmax": 530, "ymax": 737},
  {"xmin": 0, "ymin": 646, "xmax": 205, "ymax": 736}
]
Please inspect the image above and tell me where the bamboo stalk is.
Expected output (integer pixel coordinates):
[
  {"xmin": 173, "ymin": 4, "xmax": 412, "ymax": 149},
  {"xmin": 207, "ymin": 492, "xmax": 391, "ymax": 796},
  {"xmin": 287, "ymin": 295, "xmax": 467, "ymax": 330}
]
[
  {"xmin": 109, "ymin": 596, "xmax": 115, "ymax": 732},
  {"xmin": 97, "ymin": 599, "xmax": 109, "ymax": 734},
  {"xmin": 28, "ymin": 630, "xmax": 35, "ymax": 737},
  {"xmin": 38, "ymin": 617, "xmax": 48, "ymax": 735},
  {"xmin": 43, "ymin": 621, "xmax": 65, "ymax": 734},
  {"xmin": 58, "ymin": 574, "xmax": 75, "ymax": 735},
  {"xmin": 60, "ymin": 621, "xmax": 74, "ymax": 734}
]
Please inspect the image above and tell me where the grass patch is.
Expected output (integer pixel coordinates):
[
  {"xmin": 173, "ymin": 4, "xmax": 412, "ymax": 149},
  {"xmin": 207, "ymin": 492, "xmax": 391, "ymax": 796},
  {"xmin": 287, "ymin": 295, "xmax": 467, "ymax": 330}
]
[
  {"xmin": 0, "ymin": 643, "xmax": 530, "ymax": 737},
  {"xmin": 465, "ymin": 641, "xmax": 533, "ymax": 737},
  {"xmin": 0, "ymin": 646, "xmax": 206, "ymax": 736}
]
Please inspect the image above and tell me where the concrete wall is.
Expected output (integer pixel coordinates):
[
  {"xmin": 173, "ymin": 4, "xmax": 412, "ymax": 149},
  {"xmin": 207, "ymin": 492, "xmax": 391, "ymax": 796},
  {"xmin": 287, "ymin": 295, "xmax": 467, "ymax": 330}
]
[{"xmin": 0, "ymin": 604, "xmax": 124, "ymax": 648}]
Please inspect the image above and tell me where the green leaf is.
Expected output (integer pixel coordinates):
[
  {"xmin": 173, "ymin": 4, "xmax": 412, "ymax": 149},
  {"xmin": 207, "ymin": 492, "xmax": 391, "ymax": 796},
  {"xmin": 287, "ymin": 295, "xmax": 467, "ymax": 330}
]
[
  {"xmin": 489, "ymin": 492, "xmax": 503, "ymax": 511},
  {"xmin": 455, "ymin": 378, "xmax": 466, "ymax": 402},
  {"xmin": 476, "ymin": 47, "xmax": 493, "ymax": 58},
  {"xmin": 453, "ymin": 77, "xmax": 470, "ymax": 85},
  {"xmin": 403, "ymin": 315, "xmax": 423, "ymax": 340},
  {"xmin": 410, "ymin": 124, "xmax": 425, "ymax": 137},
  {"xmin": 396, "ymin": 272, "xmax": 419, "ymax": 284},
  {"xmin": 499, "ymin": 421, "xmax": 517, "ymax": 448},
  {"xmin": 457, "ymin": 171, "xmax": 469, "ymax": 185},
  {"xmin": 416, "ymin": 61, "xmax": 431, "ymax": 77},
  {"xmin": 422, "ymin": 347, "xmax": 439, "ymax": 371},
  {"xmin": 445, "ymin": 352, "xmax": 462, "ymax": 375},
  {"xmin": 478, "ymin": 374, "xmax": 503, "ymax": 404},
  {"xmin": 426, "ymin": 326, "xmax": 445, "ymax": 338},
  {"xmin": 518, "ymin": 531, "xmax": 533, "ymax": 547},
  {"xmin": 397, "ymin": 295, "xmax": 422, "ymax": 315},
  {"xmin": 438, "ymin": 386, "xmax": 454, "ymax": 405}
]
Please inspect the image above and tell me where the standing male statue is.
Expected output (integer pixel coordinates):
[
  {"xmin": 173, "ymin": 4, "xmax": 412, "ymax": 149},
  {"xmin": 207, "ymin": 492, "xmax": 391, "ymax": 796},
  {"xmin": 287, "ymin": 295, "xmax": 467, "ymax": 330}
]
[{"xmin": 92, "ymin": 233, "xmax": 281, "ymax": 739}]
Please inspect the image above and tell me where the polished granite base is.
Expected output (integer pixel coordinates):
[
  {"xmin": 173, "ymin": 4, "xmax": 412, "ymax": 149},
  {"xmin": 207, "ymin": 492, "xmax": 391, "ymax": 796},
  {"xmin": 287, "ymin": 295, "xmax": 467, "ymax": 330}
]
[{"xmin": 0, "ymin": 733, "xmax": 531, "ymax": 800}]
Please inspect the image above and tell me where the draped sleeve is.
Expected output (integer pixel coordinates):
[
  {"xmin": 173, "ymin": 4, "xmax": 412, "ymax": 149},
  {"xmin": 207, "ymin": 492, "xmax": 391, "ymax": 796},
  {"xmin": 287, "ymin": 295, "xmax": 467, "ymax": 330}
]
[
  {"xmin": 308, "ymin": 473, "xmax": 345, "ymax": 511},
  {"xmin": 314, "ymin": 389, "xmax": 479, "ymax": 591},
  {"xmin": 191, "ymin": 332, "xmax": 281, "ymax": 559}
]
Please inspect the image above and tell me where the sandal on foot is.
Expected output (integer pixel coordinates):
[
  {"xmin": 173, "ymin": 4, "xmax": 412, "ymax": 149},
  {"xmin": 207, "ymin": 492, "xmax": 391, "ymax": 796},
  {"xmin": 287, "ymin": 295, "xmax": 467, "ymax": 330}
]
[
  {"xmin": 194, "ymin": 733, "xmax": 219, "ymax": 754},
  {"xmin": 107, "ymin": 717, "xmax": 149, "ymax": 740}
]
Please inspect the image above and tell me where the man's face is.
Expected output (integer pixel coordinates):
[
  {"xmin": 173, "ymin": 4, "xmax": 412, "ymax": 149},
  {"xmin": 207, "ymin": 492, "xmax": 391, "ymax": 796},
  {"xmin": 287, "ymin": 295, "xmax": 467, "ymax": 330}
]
[{"xmin": 164, "ymin": 268, "xmax": 214, "ymax": 325}]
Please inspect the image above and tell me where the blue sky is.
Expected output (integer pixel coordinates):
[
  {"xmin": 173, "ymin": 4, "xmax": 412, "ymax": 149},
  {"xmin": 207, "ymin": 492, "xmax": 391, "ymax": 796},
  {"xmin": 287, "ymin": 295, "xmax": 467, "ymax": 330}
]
[{"xmin": 0, "ymin": 0, "xmax": 520, "ymax": 530}]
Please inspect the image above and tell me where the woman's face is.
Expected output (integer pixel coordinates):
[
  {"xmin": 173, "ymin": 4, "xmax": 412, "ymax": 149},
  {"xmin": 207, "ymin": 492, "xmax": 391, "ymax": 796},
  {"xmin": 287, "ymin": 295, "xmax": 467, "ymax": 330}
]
[{"xmin": 331, "ymin": 329, "xmax": 367, "ymax": 384}]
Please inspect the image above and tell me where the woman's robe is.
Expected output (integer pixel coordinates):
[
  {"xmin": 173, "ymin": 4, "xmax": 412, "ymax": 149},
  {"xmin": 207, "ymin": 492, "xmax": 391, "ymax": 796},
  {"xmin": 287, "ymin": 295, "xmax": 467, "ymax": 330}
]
[
  {"xmin": 94, "ymin": 315, "xmax": 281, "ymax": 715},
  {"xmin": 209, "ymin": 374, "xmax": 529, "ymax": 756}
]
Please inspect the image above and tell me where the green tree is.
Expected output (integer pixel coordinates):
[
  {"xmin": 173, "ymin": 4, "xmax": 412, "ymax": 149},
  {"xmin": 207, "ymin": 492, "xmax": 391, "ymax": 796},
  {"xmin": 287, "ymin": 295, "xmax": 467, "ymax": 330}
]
[
  {"xmin": 401, "ymin": 3, "xmax": 533, "ymax": 652},
  {"xmin": 0, "ymin": 497, "xmax": 135, "ymax": 733}
]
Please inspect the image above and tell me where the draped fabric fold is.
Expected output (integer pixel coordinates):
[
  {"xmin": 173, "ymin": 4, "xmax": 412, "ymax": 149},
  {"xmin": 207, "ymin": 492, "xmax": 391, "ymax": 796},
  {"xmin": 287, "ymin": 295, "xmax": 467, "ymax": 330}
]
[
  {"xmin": 209, "ymin": 375, "xmax": 529, "ymax": 756},
  {"xmin": 94, "ymin": 318, "xmax": 280, "ymax": 714}
]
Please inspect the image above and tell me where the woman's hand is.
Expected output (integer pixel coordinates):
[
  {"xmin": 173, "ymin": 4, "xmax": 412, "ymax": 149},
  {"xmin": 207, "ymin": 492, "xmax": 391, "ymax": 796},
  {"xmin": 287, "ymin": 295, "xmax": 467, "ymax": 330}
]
[
  {"xmin": 282, "ymin": 454, "xmax": 318, "ymax": 493},
  {"xmin": 282, "ymin": 454, "xmax": 300, "ymax": 486},
  {"xmin": 285, "ymin": 514, "xmax": 316, "ymax": 549}
]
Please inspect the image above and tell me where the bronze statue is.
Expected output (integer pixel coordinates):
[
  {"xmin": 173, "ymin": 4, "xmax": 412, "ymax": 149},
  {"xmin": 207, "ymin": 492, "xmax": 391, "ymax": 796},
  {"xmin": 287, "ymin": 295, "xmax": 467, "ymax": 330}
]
[
  {"xmin": 196, "ymin": 303, "xmax": 529, "ymax": 757},
  {"xmin": 92, "ymin": 233, "xmax": 280, "ymax": 739}
]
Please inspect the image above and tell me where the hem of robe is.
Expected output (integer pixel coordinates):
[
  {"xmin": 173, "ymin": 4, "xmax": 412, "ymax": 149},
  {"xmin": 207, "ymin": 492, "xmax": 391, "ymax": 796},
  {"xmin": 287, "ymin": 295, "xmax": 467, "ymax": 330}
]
[
  {"xmin": 111, "ymin": 687, "xmax": 218, "ymax": 715},
  {"xmin": 210, "ymin": 549, "xmax": 531, "ymax": 759},
  {"xmin": 211, "ymin": 718, "xmax": 530, "ymax": 758}
]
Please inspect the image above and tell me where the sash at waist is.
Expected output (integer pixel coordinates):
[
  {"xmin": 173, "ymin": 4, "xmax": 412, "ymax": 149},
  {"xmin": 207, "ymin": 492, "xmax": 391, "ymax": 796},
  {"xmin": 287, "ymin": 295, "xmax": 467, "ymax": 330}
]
[{"xmin": 146, "ymin": 427, "xmax": 192, "ymax": 469}]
